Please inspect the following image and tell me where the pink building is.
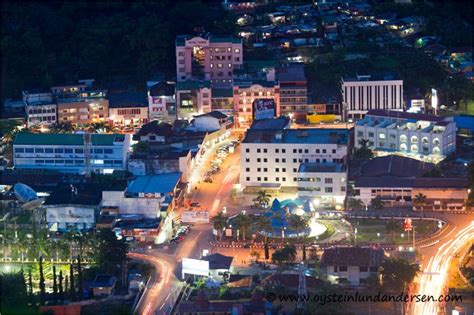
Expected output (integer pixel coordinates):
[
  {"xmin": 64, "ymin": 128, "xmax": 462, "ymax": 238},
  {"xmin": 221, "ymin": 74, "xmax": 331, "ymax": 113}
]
[{"xmin": 176, "ymin": 35, "xmax": 243, "ymax": 87}]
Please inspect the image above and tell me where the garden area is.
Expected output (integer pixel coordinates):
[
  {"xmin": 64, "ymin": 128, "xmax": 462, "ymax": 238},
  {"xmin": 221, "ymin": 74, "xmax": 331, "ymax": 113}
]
[{"xmin": 347, "ymin": 218, "xmax": 441, "ymax": 245}]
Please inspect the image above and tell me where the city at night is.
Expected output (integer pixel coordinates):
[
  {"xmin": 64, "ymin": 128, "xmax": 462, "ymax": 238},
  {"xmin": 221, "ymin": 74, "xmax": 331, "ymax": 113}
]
[{"xmin": 1, "ymin": 1, "xmax": 473, "ymax": 314}]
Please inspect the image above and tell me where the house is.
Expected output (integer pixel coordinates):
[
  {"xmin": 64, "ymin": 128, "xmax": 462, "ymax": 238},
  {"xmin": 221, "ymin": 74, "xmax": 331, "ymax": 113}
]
[
  {"xmin": 201, "ymin": 253, "xmax": 234, "ymax": 281},
  {"xmin": 411, "ymin": 178, "xmax": 469, "ymax": 212},
  {"xmin": 108, "ymin": 92, "xmax": 148, "ymax": 129},
  {"xmin": 134, "ymin": 121, "xmax": 173, "ymax": 143},
  {"xmin": 101, "ymin": 173, "xmax": 182, "ymax": 219},
  {"xmin": 192, "ymin": 111, "xmax": 231, "ymax": 132},
  {"xmin": 175, "ymin": 80, "xmax": 212, "ymax": 120},
  {"xmin": 44, "ymin": 183, "xmax": 105, "ymax": 231},
  {"xmin": 90, "ymin": 275, "xmax": 117, "ymax": 297},
  {"xmin": 148, "ymin": 81, "xmax": 176, "ymax": 123},
  {"xmin": 320, "ymin": 247, "xmax": 385, "ymax": 285}
]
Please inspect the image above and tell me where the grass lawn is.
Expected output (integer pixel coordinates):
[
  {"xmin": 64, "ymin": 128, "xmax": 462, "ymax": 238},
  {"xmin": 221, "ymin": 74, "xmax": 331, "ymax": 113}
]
[
  {"xmin": 466, "ymin": 99, "xmax": 474, "ymax": 115},
  {"xmin": 348, "ymin": 219, "xmax": 439, "ymax": 245}
]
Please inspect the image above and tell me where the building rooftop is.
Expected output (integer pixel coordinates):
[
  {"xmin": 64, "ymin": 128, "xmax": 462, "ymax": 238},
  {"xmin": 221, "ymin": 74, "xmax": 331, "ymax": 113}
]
[
  {"xmin": 194, "ymin": 110, "xmax": 228, "ymax": 119},
  {"xmin": 108, "ymin": 92, "xmax": 147, "ymax": 108},
  {"xmin": 201, "ymin": 253, "xmax": 233, "ymax": 270},
  {"xmin": 126, "ymin": 173, "xmax": 181, "ymax": 195},
  {"xmin": 135, "ymin": 121, "xmax": 173, "ymax": 138},
  {"xmin": 149, "ymin": 81, "xmax": 175, "ymax": 97},
  {"xmin": 262, "ymin": 274, "xmax": 324, "ymax": 290},
  {"xmin": 454, "ymin": 115, "xmax": 474, "ymax": 133},
  {"xmin": 364, "ymin": 109, "xmax": 446, "ymax": 123},
  {"xmin": 176, "ymin": 35, "xmax": 241, "ymax": 46},
  {"xmin": 176, "ymin": 80, "xmax": 211, "ymax": 90},
  {"xmin": 234, "ymin": 79, "xmax": 278, "ymax": 88},
  {"xmin": 243, "ymin": 128, "xmax": 349, "ymax": 145},
  {"xmin": 299, "ymin": 163, "xmax": 344, "ymax": 173},
  {"xmin": 277, "ymin": 63, "xmax": 307, "ymax": 82},
  {"xmin": 320, "ymin": 247, "xmax": 385, "ymax": 267},
  {"xmin": 45, "ymin": 183, "xmax": 107, "ymax": 206},
  {"xmin": 343, "ymin": 72, "xmax": 400, "ymax": 82},
  {"xmin": 360, "ymin": 155, "xmax": 434, "ymax": 178},
  {"xmin": 249, "ymin": 116, "xmax": 291, "ymax": 130}
]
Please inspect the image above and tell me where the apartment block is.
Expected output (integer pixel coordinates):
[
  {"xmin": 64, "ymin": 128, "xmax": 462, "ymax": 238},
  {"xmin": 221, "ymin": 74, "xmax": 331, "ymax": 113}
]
[
  {"xmin": 240, "ymin": 119, "xmax": 349, "ymax": 204},
  {"xmin": 341, "ymin": 73, "xmax": 403, "ymax": 120},
  {"xmin": 175, "ymin": 80, "xmax": 212, "ymax": 120},
  {"xmin": 13, "ymin": 133, "xmax": 130, "ymax": 174},
  {"xmin": 23, "ymin": 90, "xmax": 57, "ymax": 127},
  {"xmin": 53, "ymin": 81, "xmax": 109, "ymax": 125},
  {"xmin": 278, "ymin": 63, "xmax": 308, "ymax": 120},
  {"xmin": 355, "ymin": 110, "xmax": 456, "ymax": 161},
  {"xmin": 176, "ymin": 34, "xmax": 243, "ymax": 86}
]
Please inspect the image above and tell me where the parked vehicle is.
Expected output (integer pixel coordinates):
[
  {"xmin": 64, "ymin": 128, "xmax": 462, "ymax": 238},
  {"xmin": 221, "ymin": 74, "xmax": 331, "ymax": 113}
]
[{"xmin": 190, "ymin": 202, "xmax": 201, "ymax": 207}]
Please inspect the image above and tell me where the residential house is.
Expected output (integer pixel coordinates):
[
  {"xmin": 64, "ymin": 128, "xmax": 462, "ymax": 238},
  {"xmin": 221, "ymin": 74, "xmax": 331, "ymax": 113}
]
[
  {"xmin": 321, "ymin": 247, "xmax": 385, "ymax": 286},
  {"xmin": 108, "ymin": 92, "xmax": 148, "ymax": 129}
]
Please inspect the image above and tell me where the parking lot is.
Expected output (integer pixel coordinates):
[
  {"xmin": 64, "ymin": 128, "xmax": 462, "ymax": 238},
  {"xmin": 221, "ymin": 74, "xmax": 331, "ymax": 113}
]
[{"xmin": 203, "ymin": 139, "xmax": 239, "ymax": 184}]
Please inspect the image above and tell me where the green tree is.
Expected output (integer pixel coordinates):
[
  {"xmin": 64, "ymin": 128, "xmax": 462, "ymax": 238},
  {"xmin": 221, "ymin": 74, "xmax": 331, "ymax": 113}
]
[
  {"xmin": 348, "ymin": 198, "xmax": 364, "ymax": 211},
  {"xmin": 255, "ymin": 191, "xmax": 271, "ymax": 208},
  {"xmin": 212, "ymin": 211, "xmax": 228, "ymax": 241},
  {"xmin": 28, "ymin": 269, "xmax": 34, "ymax": 305},
  {"xmin": 0, "ymin": 272, "xmax": 30, "ymax": 314},
  {"xmin": 234, "ymin": 214, "xmax": 252, "ymax": 241},
  {"xmin": 69, "ymin": 264, "xmax": 75, "ymax": 301},
  {"xmin": 59, "ymin": 270, "xmax": 64, "ymax": 302},
  {"xmin": 53, "ymin": 265, "xmax": 58, "ymax": 302},
  {"xmin": 370, "ymin": 197, "xmax": 384, "ymax": 211},
  {"xmin": 353, "ymin": 139, "xmax": 374, "ymax": 159},
  {"xmin": 288, "ymin": 214, "xmax": 309, "ymax": 243},
  {"xmin": 77, "ymin": 255, "xmax": 83, "ymax": 301},
  {"xmin": 272, "ymin": 244, "xmax": 297, "ymax": 265},
  {"xmin": 92, "ymin": 229, "xmax": 128, "ymax": 273},
  {"xmin": 39, "ymin": 256, "xmax": 46, "ymax": 305},
  {"xmin": 132, "ymin": 142, "xmax": 150, "ymax": 154},
  {"xmin": 256, "ymin": 215, "xmax": 272, "ymax": 244},
  {"xmin": 413, "ymin": 193, "xmax": 427, "ymax": 212},
  {"xmin": 380, "ymin": 258, "xmax": 420, "ymax": 293}
]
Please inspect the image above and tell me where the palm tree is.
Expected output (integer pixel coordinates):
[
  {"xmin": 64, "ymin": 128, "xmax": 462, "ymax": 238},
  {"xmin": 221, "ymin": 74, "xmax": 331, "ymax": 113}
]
[
  {"xmin": 234, "ymin": 213, "xmax": 252, "ymax": 241},
  {"xmin": 39, "ymin": 256, "xmax": 46, "ymax": 305},
  {"xmin": 256, "ymin": 215, "xmax": 272, "ymax": 243},
  {"xmin": 255, "ymin": 191, "xmax": 271, "ymax": 208},
  {"xmin": 381, "ymin": 258, "xmax": 420, "ymax": 292},
  {"xmin": 86, "ymin": 122, "xmax": 112, "ymax": 133},
  {"xmin": 348, "ymin": 198, "xmax": 364, "ymax": 211},
  {"xmin": 371, "ymin": 197, "xmax": 384, "ymax": 211},
  {"xmin": 288, "ymin": 214, "xmax": 309, "ymax": 243},
  {"xmin": 212, "ymin": 211, "xmax": 228, "ymax": 241},
  {"xmin": 413, "ymin": 193, "xmax": 427, "ymax": 214},
  {"xmin": 50, "ymin": 122, "xmax": 75, "ymax": 133}
]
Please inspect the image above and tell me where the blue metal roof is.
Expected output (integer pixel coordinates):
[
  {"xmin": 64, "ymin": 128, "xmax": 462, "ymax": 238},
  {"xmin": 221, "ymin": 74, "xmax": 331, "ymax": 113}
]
[{"xmin": 127, "ymin": 173, "xmax": 181, "ymax": 195}]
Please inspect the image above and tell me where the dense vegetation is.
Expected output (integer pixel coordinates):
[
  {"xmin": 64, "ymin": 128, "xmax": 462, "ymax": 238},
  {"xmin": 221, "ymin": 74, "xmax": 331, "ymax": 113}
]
[{"xmin": 2, "ymin": 1, "xmax": 236, "ymax": 100}]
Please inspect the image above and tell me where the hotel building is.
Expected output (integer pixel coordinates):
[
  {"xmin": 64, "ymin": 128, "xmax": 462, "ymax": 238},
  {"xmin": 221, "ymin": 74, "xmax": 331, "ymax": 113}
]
[{"xmin": 341, "ymin": 74, "xmax": 403, "ymax": 120}]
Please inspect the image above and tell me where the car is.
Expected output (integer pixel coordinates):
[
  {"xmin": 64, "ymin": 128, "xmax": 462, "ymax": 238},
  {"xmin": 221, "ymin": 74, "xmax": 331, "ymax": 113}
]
[
  {"xmin": 169, "ymin": 238, "xmax": 179, "ymax": 244},
  {"xmin": 204, "ymin": 178, "xmax": 213, "ymax": 183},
  {"xmin": 190, "ymin": 202, "xmax": 201, "ymax": 207}
]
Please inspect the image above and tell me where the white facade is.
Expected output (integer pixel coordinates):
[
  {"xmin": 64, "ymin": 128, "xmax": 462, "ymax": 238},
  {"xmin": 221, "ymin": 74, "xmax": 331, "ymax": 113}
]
[
  {"xmin": 240, "ymin": 129, "xmax": 349, "ymax": 192},
  {"xmin": 109, "ymin": 106, "xmax": 148, "ymax": 128},
  {"xmin": 324, "ymin": 265, "xmax": 379, "ymax": 286},
  {"xmin": 341, "ymin": 74, "xmax": 403, "ymax": 120},
  {"xmin": 13, "ymin": 133, "xmax": 131, "ymax": 174},
  {"xmin": 297, "ymin": 163, "xmax": 347, "ymax": 205},
  {"xmin": 176, "ymin": 86, "xmax": 212, "ymax": 120},
  {"xmin": 101, "ymin": 191, "xmax": 164, "ymax": 219},
  {"xmin": 355, "ymin": 111, "xmax": 456, "ymax": 159},
  {"xmin": 46, "ymin": 205, "xmax": 95, "ymax": 231},
  {"xmin": 148, "ymin": 95, "xmax": 176, "ymax": 122},
  {"xmin": 26, "ymin": 102, "xmax": 57, "ymax": 127}
]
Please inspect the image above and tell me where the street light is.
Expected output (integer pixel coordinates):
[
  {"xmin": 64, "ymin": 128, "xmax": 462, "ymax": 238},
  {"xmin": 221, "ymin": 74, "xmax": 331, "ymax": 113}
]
[
  {"xmin": 222, "ymin": 207, "xmax": 227, "ymax": 215},
  {"xmin": 242, "ymin": 210, "xmax": 246, "ymax": 215},
  {"xmin": 377, "ymin": 233, "xmax": 380, "ymax": 237}
]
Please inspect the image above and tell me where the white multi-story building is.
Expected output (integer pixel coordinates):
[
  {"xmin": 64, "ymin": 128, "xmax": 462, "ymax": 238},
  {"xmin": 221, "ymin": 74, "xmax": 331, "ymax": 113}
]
[
  {"xmin": 355, "ymin": 110, "xmax": 456, "ymax": 161},
  {"xmin": 13, "ymin": 133, "xmax": 130, "ymax": 174},
  {"xmin": 240, "ymin": 123, "xmax": 349, "ymax": 204},
  {"xmin": 176, "ymin": 35, "xmax": 243, "ymax": 86},
  {"xmin": 341, "ymin": 74, "xmax": 403, "ymax": 120},
  {"xmin": 297, "ymin": 163, "xmax": 347, "ymax": 205},
  {"xmin": 148, "ymin": 81, "xmax": 176, "ymax": 123},
  {"xmin": 176, "ymin": 81, "xmax": 212, "ymax": 120},
  {"xmin": 22, "ymin": 90, "xmax": 57, "ymax": 127}
]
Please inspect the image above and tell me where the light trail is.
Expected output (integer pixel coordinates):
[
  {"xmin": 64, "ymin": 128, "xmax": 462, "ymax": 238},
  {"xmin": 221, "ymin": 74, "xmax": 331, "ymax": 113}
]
[{"xmin": 414, "ymin": 222, "xmax": 474, "ymax": 315}]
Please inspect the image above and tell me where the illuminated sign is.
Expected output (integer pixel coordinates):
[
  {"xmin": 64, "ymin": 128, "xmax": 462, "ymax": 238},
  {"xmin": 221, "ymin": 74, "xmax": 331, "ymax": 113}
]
[
  {"xmin": 431, "ymin": 88, "xmax": 438, "ymax": 110},
  {"xmin": 404, "ymin": 218, "xmax": 413, "ymax": 231},
  {"xmin": 252, "ymin": 99, "xmax": 276, "ymax": 120},
  {"xmin": 182, "ymin": 210, "xmax": 209, "ymax": 223}
]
